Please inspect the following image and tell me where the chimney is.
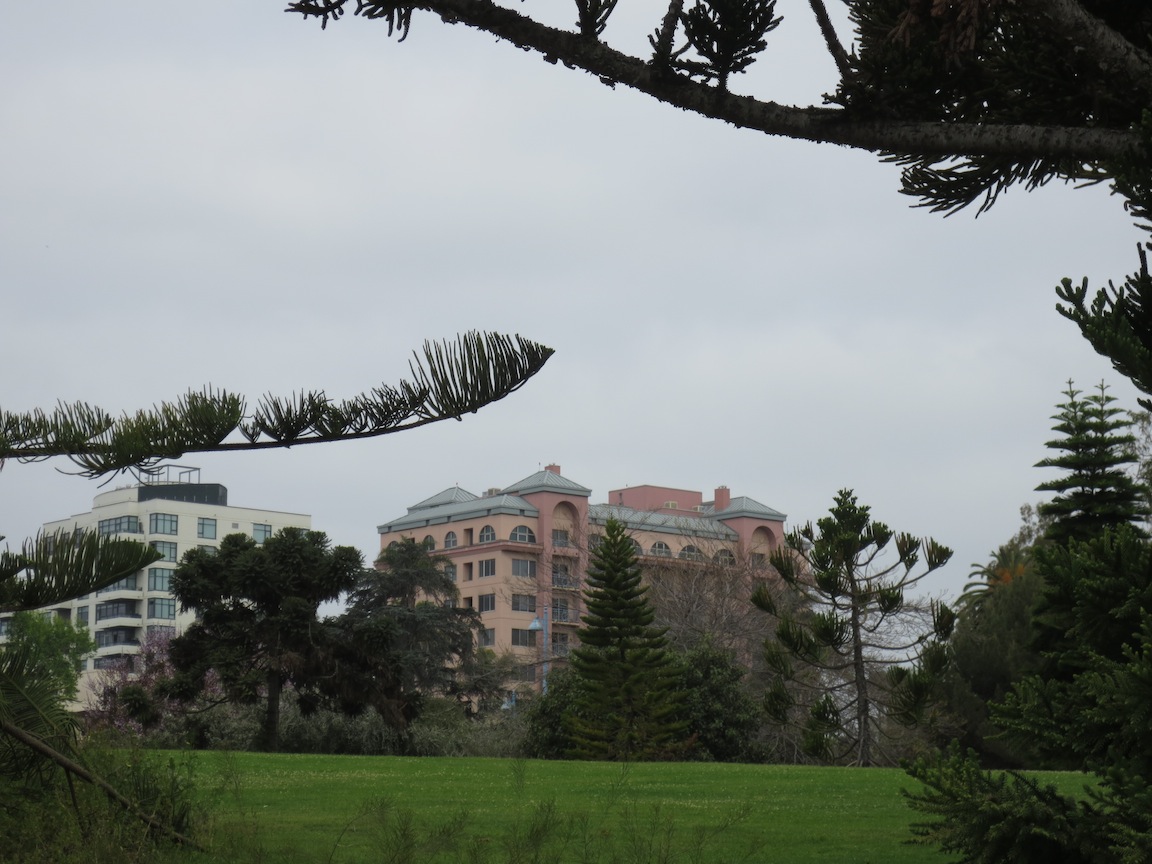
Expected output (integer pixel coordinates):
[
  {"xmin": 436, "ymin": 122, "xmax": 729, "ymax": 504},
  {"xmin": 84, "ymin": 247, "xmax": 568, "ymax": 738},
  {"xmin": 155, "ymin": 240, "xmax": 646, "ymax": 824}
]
[
  {"xmin": 545, "ymin": 464, "xmax": 561, "ymax": 475},
  {"xmin": 714, "ymin": 485, "xmax": 731, "ymax": 511}
]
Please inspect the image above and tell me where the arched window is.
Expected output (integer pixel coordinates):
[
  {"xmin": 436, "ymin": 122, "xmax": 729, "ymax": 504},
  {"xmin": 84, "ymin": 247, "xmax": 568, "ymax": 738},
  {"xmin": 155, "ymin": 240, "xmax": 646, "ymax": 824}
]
[
  {"xmin": 510, "ymin": 525, "xmax": 536, "ymax": 544},
  {"xmin": 678, "ymin": 545, "xmax": 704, "ymax": 561},
  {"xmin": 650, "ymin": 541, "xmax": 672, "ymax": 557},
  {"xmin": 713, "ymin": 549, "xmax": 737, "ymax": 566},
  {"xmin": 423, "ymin": 535, "xmax": 435, "ymax": 550},
  {"xmin": 479, "ymin": 525, "xmax": 496, "ymax": 543},
  {"xmin": 443, "ymin": 531, "xmax": 458, "ymax": 549},
  {"xmin": 628, "ymin": 538, "xmax": 643, "ymax": 556}
]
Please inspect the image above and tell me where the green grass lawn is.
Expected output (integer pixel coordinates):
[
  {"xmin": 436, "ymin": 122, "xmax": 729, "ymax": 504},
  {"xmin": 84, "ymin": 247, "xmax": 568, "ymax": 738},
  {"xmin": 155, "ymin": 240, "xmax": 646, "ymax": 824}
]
[{"xmin": 186, "ymin": 752, "xmax": 1085, "ymax": 863}]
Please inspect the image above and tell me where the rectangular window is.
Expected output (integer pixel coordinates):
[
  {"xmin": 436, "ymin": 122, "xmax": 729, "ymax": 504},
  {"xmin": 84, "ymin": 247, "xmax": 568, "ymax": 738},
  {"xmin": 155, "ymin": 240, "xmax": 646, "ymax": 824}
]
[
  {"xmin": 511, "ymin": 628, "xmax": 537, "ymax": 648},
  {"xmin": 479, "ymin": 593, "xmax": 496, "ymax": 613},
  {"xmin": 197, "ymin": 517, "xmax": 217, "ymax": 540},
  {"xmin": 253, "ymin": 523, "xmax": 272, "ymax": 543},
  {"xmin": 147, "ymin": 568, "xmax": 172, "ymax": 592},
  {"xmin": 147, "ymin": 598, "xmax": 176, "ymax": 620},
  {"xmin": 150, "ymin": 541, "xmax": 177, "ymax": 563},
  {"xmin": 511, "ymin": 594, "xmax": 536, "ymax": 613},
  {"xmin": 750, "ymin": 553, "xmax": 767, "ymax": 569},
  {"xmin": 198, "ymin": 545, "xmax": 216, "ymax": 554},
  {"xmin": 554, "ymin": 599, "xmax": 570, "ymax": 622},
  {"xmin": 147, "ymin": 625, "xmax": 176, "ymax": 638},
  {"xmin": 552, "ymin": 564, "xmax": 573, "ymax": 588},
  {"xmin": 442, "ymin": 598, "xmax": 457, "ymax": 609},
  {"xmin": 94, "ymin": 656, "xmax": 133, "ymax": 671},
  {"xmin": 0, "ymin": 618, "xmax": 9, "ymax": 637},
  {"xmin": 443, "ymin": 562, "xmax": 456, "ymax": 582},
  {"xmin": 95, "ymin": 600, "xmax": 138, "ymax": 622},
  {"xmin": 96, "ymin": 627, "xmax": 137, "ymax": 648},
  {"xmin": 149, "ymin": 513, "xmax": 179, "ymax": 535},
  {"xmin": 552, "ymin": 529, "xmax": 570, "ymax": 548},
  {"xmin": 478, "ymin": 559, "xmax": 496, "ymax": 579},
  {"xmin": 511, "ymin": 559, "xmax": 537, "ymax": 579},
  {"xmin": 462, "ymin": 596, "xmax": 473, "ymax": 609},
  {"xmin": 97, "ymin": 575, "xmax": 138, "ymax": 595},
  {"xmin": 98, "ymin": 515, "xmax": 142, "ymax": 536},
  {"xmin": 480, "ymin": 628, "xmax": 495, "ymax": 647},
  {"xmin": 76, "ymin": 606, "xmax": 89, "ymax": 626},
  {"xmin": 518, "ymin": 665, "xmax": 537, "ymax": 683},
  {"xmin": 552, "ymin": 632, "xmax": 570, "ymax": 656}
]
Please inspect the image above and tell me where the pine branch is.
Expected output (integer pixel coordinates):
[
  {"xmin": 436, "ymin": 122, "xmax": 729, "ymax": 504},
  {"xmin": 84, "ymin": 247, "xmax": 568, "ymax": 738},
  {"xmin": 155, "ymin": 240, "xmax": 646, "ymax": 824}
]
[{"xmin": 0, "ymin": 332, "xmax": 552, "ymax": 478}]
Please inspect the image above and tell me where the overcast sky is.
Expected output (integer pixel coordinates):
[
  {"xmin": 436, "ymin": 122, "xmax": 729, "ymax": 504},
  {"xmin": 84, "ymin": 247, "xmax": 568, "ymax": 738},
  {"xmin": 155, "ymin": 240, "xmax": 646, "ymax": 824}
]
[{"xmin": 2, "ymin": 2, "xmax": 1144, "ymax": 599}]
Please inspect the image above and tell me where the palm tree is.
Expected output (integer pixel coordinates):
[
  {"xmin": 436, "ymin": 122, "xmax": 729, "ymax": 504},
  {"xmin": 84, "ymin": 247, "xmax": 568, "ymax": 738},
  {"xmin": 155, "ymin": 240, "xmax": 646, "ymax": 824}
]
[{"xmin": 959, "ymin": 542, "xmax": 1032, "ymax": 613}]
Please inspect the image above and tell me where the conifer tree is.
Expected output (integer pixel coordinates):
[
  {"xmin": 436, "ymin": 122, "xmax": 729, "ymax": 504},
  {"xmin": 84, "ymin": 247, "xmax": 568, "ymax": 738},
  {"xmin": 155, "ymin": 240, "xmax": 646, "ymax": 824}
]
[
  {"xmin": 1035, "ymin": 380, "xmax": 1149, "ymax": 546},
  {"xmin": 567, "ymin": 518, "xmax": 686, "ymax": 761},
  {"xmin": 755, "ymin": 490, "xmax": 953, "ymax": 766}
]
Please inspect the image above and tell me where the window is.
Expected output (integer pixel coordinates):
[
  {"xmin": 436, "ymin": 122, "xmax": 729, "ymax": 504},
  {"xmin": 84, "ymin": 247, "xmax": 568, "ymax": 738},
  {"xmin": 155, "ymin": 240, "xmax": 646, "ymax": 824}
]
[
  {"xmin": 650, "ymin": 541, "xmax": 672, "ymax": 557},
  {"xmin": 147, "ymin": 625, "xmax": 176, "ymax": 638},
  {"xmin": 148, "ymin": 568, "xmax": 172, "ymax": 592},
  {"xmin": 96, "ymin": 627, "xmax": 137, "ymax": 648},
  {"xmin": 197, "ymin": 517, "xmax": 217, "ymax": 540},
  {"xmin": 94, "ymin": 656, "xmax": 133, "ymax": 671},
  {"xmin": 510, "ymin": 525, "xmax": 536, "ymax": 543},
  {"xmin": 552, "ymin": 563, "xmax": 573, "ymax": 588},
  {"xmin": 713, "ymin": 549, "xmax": 737, "ymax": 565},
  {"xmin": 443, "ymin": 562, "xmax": 457, "ymax": 582},
  {"xmin": 678, "ymin": 545, "xmax": 704, "ymax": 561},
  {"xmin": 479, "ymin": 593, "xmax": 496, "ymax": 613},
  {"xmin": 97, "ymin": 575, "xmax": 138, "ymax": 594},
  {"xmin": 512, "ymin": 559, "xmax": 537, "ymax": 579},
  {"xmin": 253, "ymin": 523, "xmax": 273, "ymax": 543},
  {"xmin": 444, "ymin": 531, "xmax": 458, "ymax": 549},
  {"xmin": 147, "ymin": 598, "xmax": 176, "ymax": 620},
  {"xmin": 198, "ymin": 545, "xmax": 216, "ymax": 553},
  {"xmin": 95, "ymin": 600, "xmax": 138, "ymax": 621},
  {"xmin": 150, "ymin": 541, "xmax": 177, "ymax": 562},
  {"xmin": 518, "ymin": 665, "xmax": 537, "ymax": 683},
  {"xmin": 442, "ymin": 597, "xmax": 457, "ymax": 609},
  {"xmin": 552, "ymin": 529, "xmax": 570, "ymax": 547},
  {"xmin": 462, "ymin": 596, "xmax": 473, "ymax": 609},
  {"xmin": 553, "ymin": 599, "xmax": 570, "ymax": 622},
  {"xmin": 478, "ymin": 559, "xmax": 496, "ymax": 578},
  {"xmin": 750, "ymin": 553, "xmax": 767, "ymax": 569},
  {"xmin": 511, "ymin": 628, "xmax": 537, "ymax": 648},
  {"xmin": 511, "ymin": 594, "xmax": 536, "ymax": 613},
  {"xmin": 149, "ymin": 513, "xmax": 178, "ymax": 535},
  {"xmin": 479, "ymin": 525, "xmax": 496, "ymax": 544},
  {"xmin": 552, "ymin": 632, "xmax": 570, "ymax": 657},
  {"xmin": 480, "ymin": 628, "xmax": 495, "ymax": 647},
  {"xmin": 76, "ymin": 606, "xmax": 89, "ymax": 626},
  {"xmin": 98, "ymin": 515, "xmax": 142, "ymax": 536},
  {"xmin": 423, "ymin": 535, "xmax": 436, "ymax": 550},
  {"xmin": 629, "ymin": 538, "xmax": 643, "ymax": 556},
  {"xmin": 589, "ymin": 533, "xmax": 603, "ymax": 549},
  {"xmin": 462, "ymin": 562, "xmax": 473, "ymax": 582},
  {"xmin": 0, "ymin": 618, "xmax": 9, "ymax": 637}
]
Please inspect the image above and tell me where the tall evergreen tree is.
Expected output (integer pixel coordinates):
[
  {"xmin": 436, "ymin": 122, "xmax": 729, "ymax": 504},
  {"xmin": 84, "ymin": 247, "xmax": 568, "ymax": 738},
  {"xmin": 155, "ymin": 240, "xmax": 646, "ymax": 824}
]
[
  {"xmin": 756, "ymin": 489, "xmax": 953, "ymax": 766},
  {"xmin": 1035, "ymin": 380, "xmax": 1148, "ymax": 546},
  {"xmin": 567, "ymin": 518, "xmax": 686, "ymax": 761}
]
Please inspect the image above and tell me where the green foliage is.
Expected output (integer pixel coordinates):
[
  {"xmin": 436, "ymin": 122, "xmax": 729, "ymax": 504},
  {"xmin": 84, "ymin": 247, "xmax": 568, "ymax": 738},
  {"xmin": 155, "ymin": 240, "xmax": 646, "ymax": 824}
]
[
  {"xmin": 568, "ymin": 518, "xmax": 688, "ymax": 761},
  {"xmin": 522, "ymin": 665, "xmax": 586, "ymax": 760},
  {"xmin": 1, "ymin": 612, "xmax": 94, "ymax": 703},
  {"xmin": 762, "ymin": 490, "xmax": 953, "ymax": 765},
  {"xmin": 313, "ymin": 537, "xmax": 492, "ymax": 749},
  {"xmin": 905, "ymin": 744, "xmax": 1103, "ymax": 864},
  {"xmin": 0, "ymin": 333, "xmax": 553, "ymax": 478},
  {"xmin": 1035, "ymin": 381, "xmax": 1148, "ymax": 546},
  {"xmin": 166, "ymin": 528, "xmax": 363, "ymax": 751},
  {"xmin": 678, "ymin": 0, "xmax": 781, "ymax": 90},
  {"xmin": 673, "ymin": 641, "xmax": 764, "ymax": 763}
]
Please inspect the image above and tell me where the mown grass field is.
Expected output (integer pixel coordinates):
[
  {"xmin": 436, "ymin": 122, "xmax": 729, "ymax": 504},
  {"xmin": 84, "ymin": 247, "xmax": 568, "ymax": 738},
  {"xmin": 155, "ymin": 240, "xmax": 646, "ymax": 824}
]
[{"xmin": 184, "ymin": 752, "xmax": 1092, "ymax": 864}]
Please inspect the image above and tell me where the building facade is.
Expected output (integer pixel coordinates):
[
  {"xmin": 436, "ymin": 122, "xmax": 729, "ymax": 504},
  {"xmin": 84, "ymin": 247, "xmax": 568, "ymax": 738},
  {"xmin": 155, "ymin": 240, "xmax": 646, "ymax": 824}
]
[
  {"xmin": 376, "ymin": 464, "xmax": 787, "ymax": 684},
  {"xmin": 0, "ymin": 468, "xmax": 310, "ymax": 684}
]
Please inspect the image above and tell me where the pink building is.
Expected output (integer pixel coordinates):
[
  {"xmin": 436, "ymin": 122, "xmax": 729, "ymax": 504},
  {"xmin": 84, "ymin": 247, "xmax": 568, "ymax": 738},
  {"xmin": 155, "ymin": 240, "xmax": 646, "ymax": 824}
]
[{"xmin": 376, "ymin": 465, "xmax": 786, "ymax": 685}]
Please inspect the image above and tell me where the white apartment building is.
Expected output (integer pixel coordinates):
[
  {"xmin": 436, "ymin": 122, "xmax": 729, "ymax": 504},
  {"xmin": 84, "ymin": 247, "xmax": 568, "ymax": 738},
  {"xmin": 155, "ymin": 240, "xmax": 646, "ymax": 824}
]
[{"xmin": 0, "ymin": 467, "xmax": 310, "ymax": 681}]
